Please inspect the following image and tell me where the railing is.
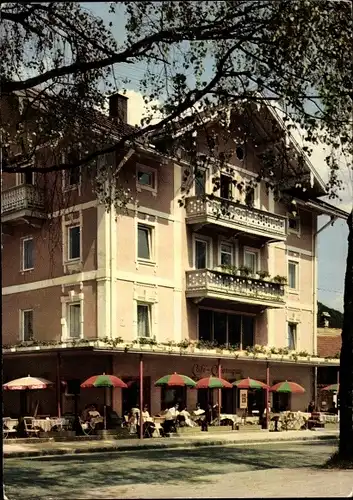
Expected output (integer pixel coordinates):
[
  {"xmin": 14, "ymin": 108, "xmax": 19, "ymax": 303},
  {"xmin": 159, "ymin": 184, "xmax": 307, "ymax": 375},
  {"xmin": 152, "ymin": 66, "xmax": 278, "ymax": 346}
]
[
  {"xmin": 186, "ymin": 269, "xmax": 285, "ymax": 303},
  {"xmin": 185, "ymin": 196, "xmax": 287, "ymax": 238},
  {"xmin": 1, "ymin": 185, "xmax": 45, "ymax": 215}
]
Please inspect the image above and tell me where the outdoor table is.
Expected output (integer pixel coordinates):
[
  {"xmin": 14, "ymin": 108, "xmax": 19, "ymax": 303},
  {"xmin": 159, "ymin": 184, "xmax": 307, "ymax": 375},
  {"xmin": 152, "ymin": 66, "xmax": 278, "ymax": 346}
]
[{"xmin": 32, "ymin": 418, "xmax": 70, "ymax": 433}]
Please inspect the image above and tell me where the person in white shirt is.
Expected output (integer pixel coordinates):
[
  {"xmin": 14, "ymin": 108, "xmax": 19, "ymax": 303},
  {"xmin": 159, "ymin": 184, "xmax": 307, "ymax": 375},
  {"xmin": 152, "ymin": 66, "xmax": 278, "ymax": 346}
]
[{"xmin": 163, "ymin": 403, "xmax": 179, "ymax": 434}]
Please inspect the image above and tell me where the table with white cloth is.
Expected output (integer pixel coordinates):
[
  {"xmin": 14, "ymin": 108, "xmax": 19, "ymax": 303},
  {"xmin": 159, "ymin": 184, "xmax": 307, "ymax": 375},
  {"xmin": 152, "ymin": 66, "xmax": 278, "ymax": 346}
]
[
  {"xmin": 32, "ymin": 418, "xmax": 69, "ymax": 432},
  {"xmin": 269, "ymin": 411, "xmax": 311, "ymax": 431}
]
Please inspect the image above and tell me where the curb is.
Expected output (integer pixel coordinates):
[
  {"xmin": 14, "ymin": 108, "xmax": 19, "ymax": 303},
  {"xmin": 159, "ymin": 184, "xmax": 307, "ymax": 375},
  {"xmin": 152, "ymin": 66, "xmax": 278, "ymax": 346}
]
[{"xmin": 4, "ymin": 433, "xmax": 338, "ymax": 459}]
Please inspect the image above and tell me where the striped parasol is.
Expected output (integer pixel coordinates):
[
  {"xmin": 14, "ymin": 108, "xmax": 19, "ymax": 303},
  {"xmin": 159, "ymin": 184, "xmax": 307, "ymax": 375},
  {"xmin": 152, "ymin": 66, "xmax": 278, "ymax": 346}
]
[
  {"xmin": 270, "ymin": 381, "xmax": 305, "ymax": 394},
  {"xmin": 80, "ymin": 374, "xmax": 127, "ymax": 388},
  {"xmin": 322, "ymin": 383, "xmax": 339, "ymax": 392},
  {"xmin": 233, "ymin": 377, "xmax": 269, "ymax": 390},
  {"xmin": 3, "ymin": 375, "xmax": 54, "ymax": 391},
  {"xmin": 81, "ymin": 374, "xmax": 127, "ymax": 430},
  {"xmin": 195, "ymin": 376, "xmax": 232, "ymax": 389},
  {"xmin": 155, "ymin": 373, "xmax": 196, "ymax": 387}
]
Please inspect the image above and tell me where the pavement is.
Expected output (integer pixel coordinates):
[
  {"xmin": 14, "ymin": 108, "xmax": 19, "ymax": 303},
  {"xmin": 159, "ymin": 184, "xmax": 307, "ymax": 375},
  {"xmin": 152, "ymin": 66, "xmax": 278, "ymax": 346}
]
[
  {"xmin": 4, "ymin": 440, "xmax": 352, "ymax": 499},
  {"xmin": 4, "ymin": 428, "xmax": 339, "ymax": 458}
]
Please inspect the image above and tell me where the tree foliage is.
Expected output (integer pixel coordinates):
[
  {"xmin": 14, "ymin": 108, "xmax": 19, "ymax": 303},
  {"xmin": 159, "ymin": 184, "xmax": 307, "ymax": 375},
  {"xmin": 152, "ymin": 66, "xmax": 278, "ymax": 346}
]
[{"xmin": 1, "ymin": 1, "xmax": 352, "ymax": 199}]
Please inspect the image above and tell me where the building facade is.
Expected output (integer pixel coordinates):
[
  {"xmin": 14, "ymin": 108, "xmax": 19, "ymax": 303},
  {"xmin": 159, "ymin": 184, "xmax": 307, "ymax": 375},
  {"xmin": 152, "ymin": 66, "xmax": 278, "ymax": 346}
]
[{"xmin": 2, "ymin": 94, "xmax": 344, "ymax": 418}]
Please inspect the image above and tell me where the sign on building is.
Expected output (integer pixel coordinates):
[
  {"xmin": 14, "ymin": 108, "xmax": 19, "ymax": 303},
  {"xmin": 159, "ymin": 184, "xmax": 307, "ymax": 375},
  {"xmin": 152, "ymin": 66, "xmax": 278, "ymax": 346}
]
[{"xmin": 239, "ymin": 389, "xmax": 248, "ymax": 409}]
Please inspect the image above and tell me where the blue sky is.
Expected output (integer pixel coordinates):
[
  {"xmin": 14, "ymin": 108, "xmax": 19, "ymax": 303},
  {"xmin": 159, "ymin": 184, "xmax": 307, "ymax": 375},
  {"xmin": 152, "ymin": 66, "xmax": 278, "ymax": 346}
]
[{"xmin": 84, "ymin": 2, "xmax": 349, "ymax": 312}]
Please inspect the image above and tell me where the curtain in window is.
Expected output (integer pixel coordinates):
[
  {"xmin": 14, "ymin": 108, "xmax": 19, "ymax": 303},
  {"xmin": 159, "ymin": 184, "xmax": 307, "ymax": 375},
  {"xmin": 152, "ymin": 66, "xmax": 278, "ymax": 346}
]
[
  {"xmin": 23, "ymin": 239, "xmax": 33, "ymax": 269},
  {"xmin": 195, "ymin": 169, "xmax": 206, "ymax": 196},
  {"xmin": 137, "ymin": 305, "xmax": 150, "ymax": 337},
  {"xmin": 138, "ymin": 227, "xmax": 150, "ymax": 259},
  {"xmin": 288, "ymin": 262, "xmax": 296, "ymax": 288},
  {"xmin": 23, "ymin": 311, "xmax": 33, "ymax": 341},
  {"xmin": 195, "ymin": 240, "xmax": 207, "ymax": 269},
  {"xmin": 69, "ymin": 304, "xmax": 81, "ymax": 338}
]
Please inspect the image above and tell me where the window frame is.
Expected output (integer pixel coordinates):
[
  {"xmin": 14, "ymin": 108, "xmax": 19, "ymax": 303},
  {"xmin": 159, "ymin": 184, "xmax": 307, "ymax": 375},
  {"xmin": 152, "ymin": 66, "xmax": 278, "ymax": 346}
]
[
  {"xmin": 67, "ymin": 225, "xmax": 81, "ymax": 261},
  {"xmin": 194, "ymin": 168, "xmax": 207, "ymax": 197},
  {"xmin": 193, "ymin": 235, "xmax": 212, "ymax": 270},
  {"xmin": 288, "ymin": 213, "xmax": 301, "ymax": 236},
  {"xmin": 198, "ymin": 307, "xmax": 255, "ymax": 350},
  {"xmin": 288, "ymin": 260, "xmax": 299, "ymax": 291},
  {"xmin": 218, "ymin": 240, "xmax": 234, "ymax": 267},
  {"xmin": 137, "ymin": 302, "xmax": 152, "ymax": 339},
  {"xmin": 20, "ymin": 309, "xmax": 34, "ymax": 341},
  {"xmin": 243, "ymin": 246, "xmax": 260, "ymax": 275},
  {"xmin": 137, "ymin": 223, "xmax": 154, "ymax": 262},
  {"xmin": 21, "ymin": 237, "xmax": 34, "ymax": 271},
  {"xmin": 16, "ymin": 170, "xmax": 35, "ymax": 186},
  {"xmin": 136, "ymin": 164, "xmax": 157, "ymax": 195},
  {"xmin": 62, "ymin": 149, "xmax": 82, "ymax": 191},
  {"xmin": 287, "ymin": 322, "xmax": 297, "ymax": 350},
  {"xmin": 67, "ymin": 302, "xmax": 82, "ymax": 339}
]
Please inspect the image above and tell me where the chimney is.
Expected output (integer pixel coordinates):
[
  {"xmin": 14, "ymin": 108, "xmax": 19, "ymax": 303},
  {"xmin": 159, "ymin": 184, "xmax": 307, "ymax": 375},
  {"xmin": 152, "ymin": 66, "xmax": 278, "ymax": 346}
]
[{"xmin": 108, "ymin": 92, "xmax": 128, "ymax": 123}]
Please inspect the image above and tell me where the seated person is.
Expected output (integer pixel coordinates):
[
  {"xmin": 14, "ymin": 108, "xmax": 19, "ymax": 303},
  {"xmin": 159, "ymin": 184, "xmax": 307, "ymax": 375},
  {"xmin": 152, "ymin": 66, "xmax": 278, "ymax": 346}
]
[
  {"xmin": 178, "ymin": 406, "xmax": 196, "ymax": 427},
  {"xmin": 162, "ymin": 403, "xmax": 179, "ymax": 434},
  {"xmin": 307, "ymin": 401, "xmax": 315, "ymax": 413}
]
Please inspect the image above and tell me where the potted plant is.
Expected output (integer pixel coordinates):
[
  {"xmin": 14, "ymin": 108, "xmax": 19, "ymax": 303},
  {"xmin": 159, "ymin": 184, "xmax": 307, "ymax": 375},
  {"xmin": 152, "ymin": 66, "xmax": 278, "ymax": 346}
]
[
  {"xmin": 257, "ymin": 270, "xmax": 270, "ymax": 281},
  {"xmin": 273, "ymin": 275, "xmax": 287, "ymax": 284},
  {"xmin": 238, "ymin": 266, "xmax": 252, "ymax": 277}
]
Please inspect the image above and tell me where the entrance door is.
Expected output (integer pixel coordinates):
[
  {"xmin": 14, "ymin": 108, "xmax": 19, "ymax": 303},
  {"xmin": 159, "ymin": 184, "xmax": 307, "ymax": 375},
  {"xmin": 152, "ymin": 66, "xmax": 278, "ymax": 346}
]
[{"xmin": 122, "ymin": 377, "xmax": 151, "ymax": 415}]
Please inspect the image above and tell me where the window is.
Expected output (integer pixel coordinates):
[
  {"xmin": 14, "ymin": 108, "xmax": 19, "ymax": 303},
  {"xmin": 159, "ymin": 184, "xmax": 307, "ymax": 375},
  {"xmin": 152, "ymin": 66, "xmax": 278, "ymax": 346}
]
[
  {"xmin": 198, "ymin": 309, "xmax": 255, "ymax": 349},
  {"xmin": 244, "ymin": 250, "xmax": 258, "ymax": 274},
  {"xmin": 138, "ymin": 224, "xmax": 153, "ymax": 260},
  {"xmin": 220, "ymin": 174, "xmax": 232, "ymax": 199},
  {"xmin": 136, "ymin": 165, "xmax": 157, "ymax": 193},
  {"xmin": 195, "ymin": 169, "xmax": 206, "ymax": 196},
  {"xmin": 22, "ymin": 238, "xmax": 34, "ymax": 270},
  {"xmin": 66, "ymin": 168, "xmax": 80, "ymax": 187},
  {"xmin": 137, "ymin": 303, "xmax": 151, "ymax": 338},
  {"xmin": 21, "ymin": 309, "xmax": 33, "ymax": 341},
  {"xmin": 68, "ymin": 226, "xmax": 81, "ymax": 260},
  {"xmin": 288, "ymin": 214, "xmax": 300, "ymax": 235},
  {"xmin": 64, "ymin": 149, "xmax": 81, "ymax": 189},
  {"xmin": 287, "ymin": 323, "xmax": 297, "ymax": 350},
  {"xmin": 236, "ymin": 146, "xmax": 245, "ymax": 161},
  {"xmin": 220, "ymin": 242, "xmax": 233, "ymax": 266},
  {"xmin": 195, "ymin": 239, "xmax": 208, "ymax": 269},
  {"xmin": 288, "ymin": 261, "xmax": 298, "ymax": 290},
  {"xmin": 18, "ymin": 171, "xmax": 34, "ymax": 185},
  {"xmin": 68, "ymin": 303, "xmax": 81, "ymax": 338}
]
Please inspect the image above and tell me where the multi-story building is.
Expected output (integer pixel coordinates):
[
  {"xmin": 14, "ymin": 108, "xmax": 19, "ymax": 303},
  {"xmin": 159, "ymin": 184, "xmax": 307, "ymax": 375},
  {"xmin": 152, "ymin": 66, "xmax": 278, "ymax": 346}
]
[{"xmin": 2, "ymin": 93, "xmax": 345, "ymax": 418}]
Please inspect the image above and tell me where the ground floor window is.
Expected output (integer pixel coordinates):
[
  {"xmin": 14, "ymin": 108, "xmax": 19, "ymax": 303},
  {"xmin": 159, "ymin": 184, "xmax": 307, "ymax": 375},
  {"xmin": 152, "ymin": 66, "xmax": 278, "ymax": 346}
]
[
  {"xmin": 122, "ymin": 377, "xmax": 151, "ymax": 416},
  {"xmin": 272, "ymin": 392, "xmax": 291, "ymax": 412},
  {"xmin": 161, "ymin": 386, "xmax": 186, "ymax": 411},
  {"xmin": 198, "ymin": 308, "xmax": 255, "ymax": 349}
]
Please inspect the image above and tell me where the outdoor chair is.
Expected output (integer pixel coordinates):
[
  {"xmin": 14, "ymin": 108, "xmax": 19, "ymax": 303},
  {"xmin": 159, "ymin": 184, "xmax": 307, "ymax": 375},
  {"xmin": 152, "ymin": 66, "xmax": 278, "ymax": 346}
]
[
  {"xmin": 23, "ymin": 417, "xmax": 41, "ymax": 437},
  {"xmin": 79, "ymin": 417, "xmax": 95, "ymax": 435},
  {"xmin": 3, "ymin": 418, "xmax": 18, "ymax": 440}
]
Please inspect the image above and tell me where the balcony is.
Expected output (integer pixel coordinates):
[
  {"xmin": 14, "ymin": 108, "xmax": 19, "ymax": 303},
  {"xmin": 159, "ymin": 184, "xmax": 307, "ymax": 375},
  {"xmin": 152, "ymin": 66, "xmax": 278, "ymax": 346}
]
[
  {"xmin": 186, "ymin": 269, "xmax": 285, "ymax": 309},
  {"xmin": 185, "ymin": 196, "xmax": 287, "ymax": 242},
  {"xmin": 1, "ymin": 185, "xmax": 46, "ymax": 225}
]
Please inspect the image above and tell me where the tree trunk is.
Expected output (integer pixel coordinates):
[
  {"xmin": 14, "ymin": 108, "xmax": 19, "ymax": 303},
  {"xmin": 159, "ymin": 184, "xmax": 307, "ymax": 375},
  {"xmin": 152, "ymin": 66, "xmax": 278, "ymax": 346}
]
[{"xmin": 339, "ymin": 211, "xmax": 353, "ymax": 459}]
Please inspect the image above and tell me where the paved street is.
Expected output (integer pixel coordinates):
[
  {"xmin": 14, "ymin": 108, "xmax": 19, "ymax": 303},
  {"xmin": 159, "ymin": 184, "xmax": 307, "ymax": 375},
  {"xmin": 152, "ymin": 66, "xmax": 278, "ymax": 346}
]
[{"xmin": 4, "ymin": 440, "xmax": 353, "ymax": 499}]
